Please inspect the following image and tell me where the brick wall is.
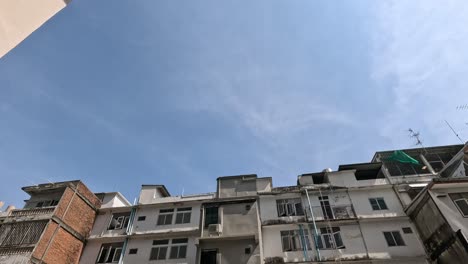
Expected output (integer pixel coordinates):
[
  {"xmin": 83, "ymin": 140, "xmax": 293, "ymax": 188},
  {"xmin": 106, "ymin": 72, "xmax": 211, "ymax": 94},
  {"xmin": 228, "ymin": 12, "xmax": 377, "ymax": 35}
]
[{"xmin": 31, "ymin": 181, "xmax": 101, "ymax": 264}]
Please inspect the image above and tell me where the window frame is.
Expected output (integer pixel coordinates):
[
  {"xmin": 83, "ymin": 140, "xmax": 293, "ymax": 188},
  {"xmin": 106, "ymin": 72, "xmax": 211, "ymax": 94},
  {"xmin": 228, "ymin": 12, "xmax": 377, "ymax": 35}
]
[
  {"xmin": 317, "ymin": 227, "xmax": 345, "ymax": 250},
  {"xmin": 369, "ymin": 197, "xmax": 388, "ymax": 211},
  {"xmin": 96, "ymin": 243, "xmax": 124, "ymax": 263},
  {"xmin": 383, "ymin": 231, "xmax": 405, "ymax": 247},
  {"xmin": 204, "ymin": 206, "xmax": 219, "ymax": 227},
  {"xmin": 276, "ymin": 198, "xmax": 304, "ymax": 217},
  {"xmin": 169, "ymin": 238, "xmax": 188, "ymax": 259},
  {"xmin": 280, "ymin": 230, "xmax": 311, "ymax": 252},
  {"xmin": 157, "ymin": 209, "xmax": 174, "ymax": 226},
  {"xmin": 108, "ymin": 213, "xmax": 131, "ymax": 230},
  {"xmin": 453, "ymin": 198, "xmax": 468, "ymax": 217},
  {"xmin": 175, "ymin": 207, "xmax": 192, "ymax": 224},
  {"xmin": 150, "ymin": 240, "xmax": 169, "ymax": 260}
]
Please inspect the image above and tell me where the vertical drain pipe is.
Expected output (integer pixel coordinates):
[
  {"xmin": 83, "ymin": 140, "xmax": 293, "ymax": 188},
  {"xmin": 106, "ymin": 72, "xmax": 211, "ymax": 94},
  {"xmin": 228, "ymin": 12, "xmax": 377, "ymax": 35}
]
[
  {"xmin": 305, "ymin": 189, "xmax": 321, "ymax": 261},
  {"xmin": 298, "ymin": 224, "xmax": 309, "ymax": 261}
]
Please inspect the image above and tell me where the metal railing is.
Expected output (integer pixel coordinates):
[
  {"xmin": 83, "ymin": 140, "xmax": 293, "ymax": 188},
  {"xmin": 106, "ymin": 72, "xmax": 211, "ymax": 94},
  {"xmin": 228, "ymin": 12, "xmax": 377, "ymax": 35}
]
[
  {"xmin": 10, "ymin": 207, "xmax": 55, "ymax": 217},
  {"xmin": 305, "ymin": 204, "xmax": 355, "ymax": 221}
]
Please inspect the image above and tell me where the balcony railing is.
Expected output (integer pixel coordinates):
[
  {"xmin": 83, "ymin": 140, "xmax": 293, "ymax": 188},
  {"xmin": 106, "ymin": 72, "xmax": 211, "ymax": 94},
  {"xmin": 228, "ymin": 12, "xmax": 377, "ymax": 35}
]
[
  {"xmin": 10, "ymin": 207, "xmax": 55, "ymax": 217},
  {"xmin": 305, "ymin": 204, "xmax": 355, "ymax": 221}
]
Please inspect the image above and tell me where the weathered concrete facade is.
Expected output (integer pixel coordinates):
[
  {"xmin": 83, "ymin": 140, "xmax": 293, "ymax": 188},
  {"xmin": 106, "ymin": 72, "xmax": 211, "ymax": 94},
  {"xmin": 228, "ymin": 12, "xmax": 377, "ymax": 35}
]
[{"xmin": 3, "ymin": 143, "xmax": 468, "ymax": 263}]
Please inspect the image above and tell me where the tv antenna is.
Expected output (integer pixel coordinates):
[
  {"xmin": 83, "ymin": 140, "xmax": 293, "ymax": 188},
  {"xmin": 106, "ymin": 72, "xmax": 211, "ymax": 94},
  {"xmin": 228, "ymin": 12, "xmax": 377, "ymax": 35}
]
[{"xmin": 444, "ymin": 120, "xmax": 464, "ymax": 143}]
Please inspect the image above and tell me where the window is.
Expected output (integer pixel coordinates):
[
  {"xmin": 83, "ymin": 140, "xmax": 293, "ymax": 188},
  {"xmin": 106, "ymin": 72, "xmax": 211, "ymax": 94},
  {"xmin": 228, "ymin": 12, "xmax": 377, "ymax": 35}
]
[
  {"xmin": 108, "ymin": 212, "xmax": 131, "ymax": 230},
  {"xmin": 97, "ymin": 243, "xmax": 124, "ymax": 263},
  {"xmin": 137, "ymin": 216, "xmax": 146, "ymax": 221},
  {"xmin": 205, "ymin": 206, "xmax": 219, "ymax": 227},
  {"xmin": 369, "ymin": 198, "xmax": 388, "ymax": 210},
  {"xmin": 169, "ymin": 238, "xmax": 188, "ymax": 259},
  {"xmin": 277, "ymin": 199, "xmax": 304, "ymax": 217},
  {"xmin": 280, "ymin": 230, "xmax": 311, "ymax": 252},
  {"xmin": 150, "ymin": 240, "xmax": 169, "ymax": 260},
  {"xmin": 316, "ymin": 227, "xmax": 344, "ymax": 249},
  {"xmin": 35, "ymin": 200, "xmax": 59, "ymax": 208},
  {"xmin": 175, "ymin": 208, "xmax": 191, "ymax": 224},
  {"xmin": 449, "ymin": 193, "xmax": 468, "ymax": 217},
  {"xmin": 157, "ymin": 209, "xmax": 174, "ymax": 225},
  {"xmin": 383, "ymin": 231, "xmax": 405, "ymax": 246},
  {"xmin": 402, "ymin": 227, "xmax": 413, "ymax": 234},
  {"xmin": 129, "ymin": 248, "xmax": 138, "ymax": 254}
]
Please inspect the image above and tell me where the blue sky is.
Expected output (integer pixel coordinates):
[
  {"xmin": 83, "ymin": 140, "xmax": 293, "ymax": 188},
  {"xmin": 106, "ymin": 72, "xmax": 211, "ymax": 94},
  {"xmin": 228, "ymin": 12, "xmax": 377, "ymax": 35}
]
[{"xmin": 1, "ymin": 0, "xmax": 468, "ymax": 207}]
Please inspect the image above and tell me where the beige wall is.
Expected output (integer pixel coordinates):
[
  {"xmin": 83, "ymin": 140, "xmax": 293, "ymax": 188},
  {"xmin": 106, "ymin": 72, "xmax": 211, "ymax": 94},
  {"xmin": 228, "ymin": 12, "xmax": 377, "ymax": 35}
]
[{"xmin": 0, "ymin": 0, "xmax": 68, "ymax": 58}]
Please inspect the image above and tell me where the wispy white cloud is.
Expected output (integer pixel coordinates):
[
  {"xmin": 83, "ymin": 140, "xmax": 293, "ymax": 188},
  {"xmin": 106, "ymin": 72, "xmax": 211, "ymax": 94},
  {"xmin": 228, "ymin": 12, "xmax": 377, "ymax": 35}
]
[{"xmin": 371, "ymin": 0, "xmax": 468, "ymax": 146}]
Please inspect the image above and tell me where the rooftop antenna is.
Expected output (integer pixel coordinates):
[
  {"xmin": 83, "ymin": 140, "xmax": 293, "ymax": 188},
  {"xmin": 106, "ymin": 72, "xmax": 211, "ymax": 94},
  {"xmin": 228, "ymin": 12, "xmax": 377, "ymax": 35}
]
[
  {"xmin": 444, "ymin": 120, "xmax": 464, "ymax": 143},
  {"xmin": 408, "ymin": 128, "xmax": 424, "ymax": 147},
  {"xmin": 181, "ymin": 187, "xmax": 185, "ymax": 197}
]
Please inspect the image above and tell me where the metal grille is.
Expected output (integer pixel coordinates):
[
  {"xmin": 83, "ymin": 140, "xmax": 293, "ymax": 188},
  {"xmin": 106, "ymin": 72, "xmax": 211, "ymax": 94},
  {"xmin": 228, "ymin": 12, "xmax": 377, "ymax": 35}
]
[{"xmin": 0, "ymin": 221, "xmax": 47, "ymax": 247}]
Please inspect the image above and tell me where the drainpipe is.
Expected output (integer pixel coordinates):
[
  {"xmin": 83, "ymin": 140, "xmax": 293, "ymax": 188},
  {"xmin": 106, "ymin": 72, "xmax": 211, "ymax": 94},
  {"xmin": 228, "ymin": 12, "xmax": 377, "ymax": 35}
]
[
  {"xmin": 305, "ymin": 189, "xmax": 321, "ymax": 261},
  {"xmin": 120, "ymin": 203, "xmax": 137, "ymax": 264},
  {"xmin": 298, "ymin": 224, "xmax": 310, "ymax": 261}
]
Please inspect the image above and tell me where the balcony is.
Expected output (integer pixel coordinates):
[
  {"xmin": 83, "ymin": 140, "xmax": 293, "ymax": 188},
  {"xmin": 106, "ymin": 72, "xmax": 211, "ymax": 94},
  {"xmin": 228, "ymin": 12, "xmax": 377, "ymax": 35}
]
[
  {"xmin": 10, "ymin": 207, "xmax": 55, "ymax": 217},
  {"xmin": 305, "ymin": 204, "xmax": 355, "ymax": 221},
  {"xmin": 2, "ymin": 207, "xmax": 55, "ymax": 223}
]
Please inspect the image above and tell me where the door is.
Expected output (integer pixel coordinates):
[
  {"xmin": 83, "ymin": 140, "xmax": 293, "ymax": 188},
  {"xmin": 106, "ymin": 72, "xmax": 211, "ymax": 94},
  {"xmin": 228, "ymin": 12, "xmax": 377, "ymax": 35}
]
[
  {"xmin": 201, "ymin": 249, "xmax": 217, "ymax": 264},
  {"xmin": 319, "ymin": 196, "xmax": 334, "ymax": 219}
]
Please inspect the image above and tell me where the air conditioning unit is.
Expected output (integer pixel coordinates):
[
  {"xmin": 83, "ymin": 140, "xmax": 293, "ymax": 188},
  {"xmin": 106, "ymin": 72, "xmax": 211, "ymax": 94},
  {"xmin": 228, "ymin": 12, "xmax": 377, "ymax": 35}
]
[{"xmin": 208, "ymin": 224, "xmax": 222, "ymax": 235}]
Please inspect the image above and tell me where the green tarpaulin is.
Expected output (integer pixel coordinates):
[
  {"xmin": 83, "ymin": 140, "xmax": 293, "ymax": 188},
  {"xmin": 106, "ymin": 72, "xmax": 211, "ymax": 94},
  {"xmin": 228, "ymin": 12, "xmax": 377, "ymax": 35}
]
[{"xmin": 385, "ymin": 150, "xmax": 420, "ymax": 165}]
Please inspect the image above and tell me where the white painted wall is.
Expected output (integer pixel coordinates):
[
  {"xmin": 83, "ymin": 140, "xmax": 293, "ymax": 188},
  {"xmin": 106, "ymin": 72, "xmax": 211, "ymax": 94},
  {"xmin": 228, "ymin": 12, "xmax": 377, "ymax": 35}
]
[
  {"xmin": 261, "ymin": 224, "xmax": 368, "ymax": 262},
  {"xmin": 79, "ymin": 238, "xmax": 126, "ymax": 264},
  {"xmin": 429, "ymin": 186, "xmax": 468, "ymax": 236},
  {"xmin": 133, "ymin": 204, "xmax": 201, "ymax": 234},
  {"xmin": 259, "ymin": 193, "xmax": 303, "ymax": 222},
  {"xmin": 360, "ymin": 220, "xmax": 426, "ymax": 259},
  {"xmin": 348, "ymin": 188, "xmax": 406, "ymax": 218},
  {"xmin": 123, "ymin": 237, "xmax": 197, "ymax": 264},
  {"xmin": 100, "ymin": 193, "xmax": 130, "ymax": 209},
  {"xmin": 327, "ymin": 170, "xmax": 388, "ymax": 188},
  {"xmin": 88, "ymin": 209, "xmax": 130, "ymax": 238}
]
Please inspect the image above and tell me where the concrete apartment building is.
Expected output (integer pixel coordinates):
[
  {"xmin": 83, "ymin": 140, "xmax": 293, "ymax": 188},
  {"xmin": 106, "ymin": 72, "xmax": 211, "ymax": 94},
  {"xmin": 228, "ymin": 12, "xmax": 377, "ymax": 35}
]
[
  {"xmin": 2, "ymin": 143, "xmax": 468, "ymax": 263},
  {"xmin": 0, "ymin": 180, "xmax": 101, "ymax": 264}
]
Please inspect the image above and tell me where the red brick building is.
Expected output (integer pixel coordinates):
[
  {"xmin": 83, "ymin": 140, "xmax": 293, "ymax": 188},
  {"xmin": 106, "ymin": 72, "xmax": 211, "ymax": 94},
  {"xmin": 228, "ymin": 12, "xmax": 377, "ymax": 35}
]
[{"xmin": 0, "ymin": 181, "xmax": 101, "ymax": 264}]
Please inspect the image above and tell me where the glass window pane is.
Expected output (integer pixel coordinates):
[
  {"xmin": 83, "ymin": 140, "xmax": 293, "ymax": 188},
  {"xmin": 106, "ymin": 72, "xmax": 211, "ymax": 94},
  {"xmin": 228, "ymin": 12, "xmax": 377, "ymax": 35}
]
[
  {"xmin": 455, "ymin": 200, "xmax": 468, "ymax": 216},
  {"xmin": 113, "ymin": 248, "xmax": 122, "ymax": 262},
  {"xmin": 370, "ymin": 199, "xmax": 380, "ymax": 210},
  {"xmin": 175, "ymin": 213, "xmax": 184, "ymax": 224},
  {"xmin": 392, "ymin": 231, "xmax": 405, "ymax": 246},
  {"xmin": 183, "ymin": 212, "xmax": 191, "ymax": 223},
  {"xmin": 158, "ymin": 247, "xmax": 168, "ymax": 260},
  {"xmin": 165, "ymin": 214, "xmax": 173, "ymax": 225},
  {"xmin": 97, "ymin": 247, "xmax": 108, "ymax": 263},
  {"xmin": 179, "ymin": 245, "xmax": 187, "ymax": 258},
  {"xmin": 384, "ymin": 232, "xmax": 396, "ymax": 246},
  {"xmin": 169, "ymin": 246, "xmax": 179, "ymax": 259},
  {"xmin": 334, "ymin": 233, "xmax": 344, "ymax": 248},
  {"xmin": 149, "ymin": 248, "xmax": 159, "ymax": 260},
  {"xmin": 377, "ymin": 198, "xmax": 388, "ymax": 210}
]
